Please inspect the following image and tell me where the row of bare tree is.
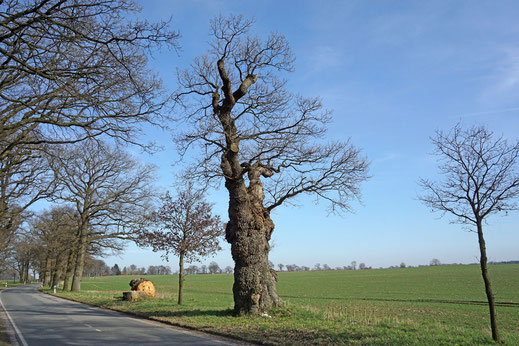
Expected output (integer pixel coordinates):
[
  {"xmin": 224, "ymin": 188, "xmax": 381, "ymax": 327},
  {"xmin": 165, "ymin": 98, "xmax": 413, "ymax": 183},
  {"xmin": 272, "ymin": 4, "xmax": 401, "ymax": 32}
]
[
  {"xmin": 0, "ymin": 138, "xmax": 157, "ymax": 291},
  {"xmin": 0, "ymin": 0, "xmax": 178, "ymax": 277}
]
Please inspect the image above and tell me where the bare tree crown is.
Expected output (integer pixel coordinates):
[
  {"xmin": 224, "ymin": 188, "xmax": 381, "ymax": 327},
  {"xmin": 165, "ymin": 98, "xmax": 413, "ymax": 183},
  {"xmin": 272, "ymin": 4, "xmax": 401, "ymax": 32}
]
[
  {"xmin": 49, "ymin": 140, "xmax": 155, "ymax": 245},
  {"xmin": 137, "ymin": 183, "xmax": 223, "ymax": 263},
  {"xmin": 176, "ymin": 15, "xmax": 369, "ymax": 213},
  {"xmin": 1, "ymin": 0, "xmax": 179, "ymax": 154},
  {"xmin": 420, "ymin": 125, "xmax": 519, "ymax": 224}
]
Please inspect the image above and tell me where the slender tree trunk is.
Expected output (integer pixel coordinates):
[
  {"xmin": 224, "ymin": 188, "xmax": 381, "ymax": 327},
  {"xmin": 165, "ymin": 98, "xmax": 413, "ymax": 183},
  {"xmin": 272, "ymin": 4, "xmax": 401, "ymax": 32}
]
[
  {"xmin": 24, "ymin": 261, "xmax": 29, "ymax": 284},
  {"xmin": 49, "ymin": 259, "xmax": 56, "ymax": 286},
  {"xmin": 71, "ymin": 223, "xmax": 88, "ymax": 292},
  {"xmin": 225, "ymin": 170, "xmax": 281, "ymax": 315},
  {"xmin": 477, "ymin": 220, "xmax": 501, "ymax": 343},
  {"xmin": 17, "ymin": 266, "xmax": 24, "ymax": 285},
  {"xmin": 178, "ymin": 252, "xmax": 184, "ymax": 305}
]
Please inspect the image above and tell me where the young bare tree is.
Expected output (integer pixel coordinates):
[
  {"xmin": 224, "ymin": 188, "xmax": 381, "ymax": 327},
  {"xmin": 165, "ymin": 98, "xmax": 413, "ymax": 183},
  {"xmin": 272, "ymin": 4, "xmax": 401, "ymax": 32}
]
[
  {"xmin": 137, "ymin": 183, "xmax": 222, "ymax": 305},
  {"xmin": 420, "ymin": 125, "xmax": 519, "ymax": 343},
  {"xmin": 175, "ymin": 15, "xmax": 369, "ymax": 314},
  {"xmin": 49, "ymin": 140, "xmax": 155, "ymax": 291}
]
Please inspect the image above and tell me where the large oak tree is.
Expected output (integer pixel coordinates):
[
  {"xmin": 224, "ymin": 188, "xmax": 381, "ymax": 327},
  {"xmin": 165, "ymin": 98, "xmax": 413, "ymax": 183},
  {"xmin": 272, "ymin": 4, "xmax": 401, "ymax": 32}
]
[{"xmin": 175, "ymin": 15, "xmax": 369, "ymax": 315}]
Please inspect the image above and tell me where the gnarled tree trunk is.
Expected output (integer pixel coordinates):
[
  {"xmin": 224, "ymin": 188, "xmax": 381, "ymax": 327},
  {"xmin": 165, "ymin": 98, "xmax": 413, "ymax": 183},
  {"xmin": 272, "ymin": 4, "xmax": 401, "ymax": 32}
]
[{"xmin": 225, "ymin": 167, "xmax": 281, "ymax": 315}]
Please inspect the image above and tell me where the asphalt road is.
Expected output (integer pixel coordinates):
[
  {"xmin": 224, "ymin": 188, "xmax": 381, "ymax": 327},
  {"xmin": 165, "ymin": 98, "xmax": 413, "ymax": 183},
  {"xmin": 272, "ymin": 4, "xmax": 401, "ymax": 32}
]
[{"xmin": 0, "ymin": 284, "xmax": 235, "ymax": 346}]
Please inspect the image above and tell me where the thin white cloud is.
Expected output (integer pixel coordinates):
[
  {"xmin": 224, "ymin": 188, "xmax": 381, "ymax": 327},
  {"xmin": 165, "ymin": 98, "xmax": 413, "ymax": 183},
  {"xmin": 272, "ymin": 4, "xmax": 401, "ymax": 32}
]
[{"xmin": 457, "ymin": 106, "xmax": 519, "ymax": 119}]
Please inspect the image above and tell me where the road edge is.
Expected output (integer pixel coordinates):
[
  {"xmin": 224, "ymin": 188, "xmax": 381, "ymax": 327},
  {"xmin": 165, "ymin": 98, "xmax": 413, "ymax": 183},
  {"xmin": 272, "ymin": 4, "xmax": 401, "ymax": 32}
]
[{"xmin": 0, "ymin": 288, "xmax": 24, "ymax": 346}]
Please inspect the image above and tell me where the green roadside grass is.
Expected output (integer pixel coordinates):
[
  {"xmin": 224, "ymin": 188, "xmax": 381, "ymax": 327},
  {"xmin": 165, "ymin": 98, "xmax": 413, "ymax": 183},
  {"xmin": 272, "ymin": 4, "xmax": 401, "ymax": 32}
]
[
  {"xmin": 0, "ymin": 324, "xmax": 9, "ymax": 346},
  {"xmin": 43, "ymin": 264, "xmax": 519, "ymax": 345}
]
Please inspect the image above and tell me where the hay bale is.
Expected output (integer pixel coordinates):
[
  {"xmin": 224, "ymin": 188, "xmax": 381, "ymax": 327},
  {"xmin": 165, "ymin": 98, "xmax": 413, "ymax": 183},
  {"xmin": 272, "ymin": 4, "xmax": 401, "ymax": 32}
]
[
  {"xmin": 129, "ymin": 278, "xmax": 156, "ymax": 297},
  {"xmin": 122, "ymin": 291, "xmax": 147, "ymax": 301}
]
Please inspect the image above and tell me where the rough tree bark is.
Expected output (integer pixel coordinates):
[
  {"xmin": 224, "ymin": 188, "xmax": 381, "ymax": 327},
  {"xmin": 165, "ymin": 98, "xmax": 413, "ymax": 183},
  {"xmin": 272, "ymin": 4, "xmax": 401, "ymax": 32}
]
[
  {"xmin": 214, "ymin": 58, "xmax": 283, "ymax": 314},
  {"xmin": 71, "ymin": 223, "xmax": 88, "ymax": 292},
  {"xmin": 50, "ymin": 257, "xmax": 63, "ymax": 289},
  {"xmin": 62, "ymin": 249, "xmax": 75, "ymax": 291},
  {"xmin": 226, "ymin": 167, "xmax": 281, "ymax": 313}
]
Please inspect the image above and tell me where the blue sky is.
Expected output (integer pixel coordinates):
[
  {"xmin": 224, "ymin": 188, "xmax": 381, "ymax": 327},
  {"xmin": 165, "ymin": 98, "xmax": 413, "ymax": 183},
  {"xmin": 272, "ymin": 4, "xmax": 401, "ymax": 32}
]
[{"xmin": 103, "ymin": 0, "xmax": 519, "ymax": 271}]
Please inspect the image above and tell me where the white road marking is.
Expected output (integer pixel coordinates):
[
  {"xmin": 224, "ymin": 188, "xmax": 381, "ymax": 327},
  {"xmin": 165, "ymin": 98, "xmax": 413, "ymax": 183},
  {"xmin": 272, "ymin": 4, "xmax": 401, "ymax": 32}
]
[
  {"xmin": 0, "ymin": 291, "xmax": 29, "ymax": 346},
  {"xmin": 84, "ymin": 323, "xmax": 102, "ymax": 332}
]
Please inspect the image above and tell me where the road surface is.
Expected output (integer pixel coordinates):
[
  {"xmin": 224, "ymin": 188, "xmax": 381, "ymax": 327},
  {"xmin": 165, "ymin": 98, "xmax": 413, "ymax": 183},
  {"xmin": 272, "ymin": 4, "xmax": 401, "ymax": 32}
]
[{"xmin": 0, "ymin": 284, "xmax": 236, "ymax": 345}]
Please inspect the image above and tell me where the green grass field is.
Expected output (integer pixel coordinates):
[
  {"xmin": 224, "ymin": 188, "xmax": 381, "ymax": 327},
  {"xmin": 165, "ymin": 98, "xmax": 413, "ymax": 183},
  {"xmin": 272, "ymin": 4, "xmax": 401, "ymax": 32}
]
[{"xmin": 46, "ymin": 264, "xmax": 519, "ymax": 345}]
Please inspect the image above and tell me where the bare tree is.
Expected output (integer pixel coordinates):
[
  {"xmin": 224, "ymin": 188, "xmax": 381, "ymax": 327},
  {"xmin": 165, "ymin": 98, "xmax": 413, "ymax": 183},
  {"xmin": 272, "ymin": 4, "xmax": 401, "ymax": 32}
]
[
  {"xmin": 49, "ymin": 140, "xmax": 155, "ymax": 291},
  {"xmin": 351, "ymin": 261, "xmax": 357, "ymax": 270},
  {"xmin": 137, "ymin": 183, "xmax": 223, "ymax": 304},
  {"xmin": 174, "ymin": 14, "xmax": 369, "ymax": 315},
  {"xmin": 420, "ymin": 124, "xmax": 519, "ymax": 343},
  {"xmin": 0, "ymin": 0, "xmax": 178, "ymax": 249},
  {"xmin": 186, "ymin": 265, "xmax": 200, "ymax": 275},
  {"xmin": 128, "ymin": 264, "xmax": 137, "ymax": 275},
  {"xmin": 83, "ymin": 258, "xmax": 110, "ymax": 277},
  {"xmin": 208, "ymin": 261, "xmax": 221, "ymax": 274},
  {"xmin": 430, "ymin": 258, "xmax": 441, "ymax": 266}
]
